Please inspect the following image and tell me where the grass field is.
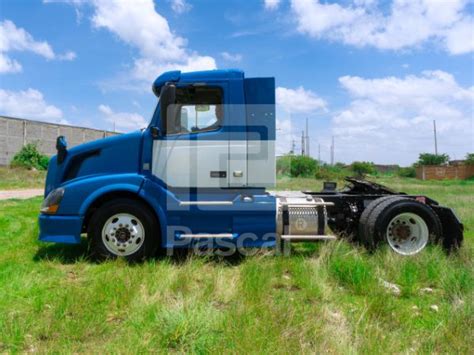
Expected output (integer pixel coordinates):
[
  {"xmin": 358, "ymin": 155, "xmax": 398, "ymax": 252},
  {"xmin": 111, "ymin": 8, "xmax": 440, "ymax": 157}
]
[
  {"xmin": 0, "ymin": 167, "xmax": 46, "ymax": 190},
  {"xmin": 0, "ymin": 177, "xmax": 472, "ymax": 353}
]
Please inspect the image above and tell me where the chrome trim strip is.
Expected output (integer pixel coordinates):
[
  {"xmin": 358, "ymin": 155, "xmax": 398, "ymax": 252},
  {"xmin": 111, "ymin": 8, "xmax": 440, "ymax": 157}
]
[
  {"xmin": 179, "ymin": 233, "xmax": 235, "ymax": 238},
  {"xmin": 179, "ymin": 201, "xmax": 234, "ymax": 206}
]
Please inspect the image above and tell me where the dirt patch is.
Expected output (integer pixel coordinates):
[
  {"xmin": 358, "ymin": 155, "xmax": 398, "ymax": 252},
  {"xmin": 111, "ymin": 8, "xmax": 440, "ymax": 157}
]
[{"xmin": 0, "ymin": 189, "xmax": 43, "ymax": 200}]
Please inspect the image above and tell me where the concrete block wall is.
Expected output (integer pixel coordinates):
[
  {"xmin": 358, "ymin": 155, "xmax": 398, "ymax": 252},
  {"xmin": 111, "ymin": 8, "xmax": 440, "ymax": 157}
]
[{"xmin": 0, "ymin": 116, "xmax": 119, "ymax": 166}]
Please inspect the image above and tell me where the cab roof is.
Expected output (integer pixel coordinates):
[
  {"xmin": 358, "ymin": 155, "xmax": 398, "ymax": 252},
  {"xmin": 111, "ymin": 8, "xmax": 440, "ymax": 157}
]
[{"xmin": 152, "ymin": 69, "xmax": 244, "ymax": 96}]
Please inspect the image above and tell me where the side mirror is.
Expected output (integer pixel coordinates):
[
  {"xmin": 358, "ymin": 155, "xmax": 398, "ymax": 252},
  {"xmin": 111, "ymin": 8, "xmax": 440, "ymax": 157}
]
[
  {"xmin": 160, "ymin": 84, "xmax": 176, "ymax": 134},
  {"xmin": 56, "ymin": 136, "xmax": 68, "ymax": 165},
  {"xmin": 150, "ymin": 126, "xmax": 161, "ymax": 138}
]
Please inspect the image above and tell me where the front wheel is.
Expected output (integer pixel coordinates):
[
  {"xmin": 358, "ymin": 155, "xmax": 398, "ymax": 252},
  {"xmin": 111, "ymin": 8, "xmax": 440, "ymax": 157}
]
[{"xmin": 88, "ymin": 198, "xmax": 160, "ymax": 261}]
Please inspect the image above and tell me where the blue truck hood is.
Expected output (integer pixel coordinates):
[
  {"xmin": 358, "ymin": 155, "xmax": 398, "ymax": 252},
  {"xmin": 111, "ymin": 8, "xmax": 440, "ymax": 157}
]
[{"xmin": 44, "ymin": 131, "xmax": 144, "ymax": 196}]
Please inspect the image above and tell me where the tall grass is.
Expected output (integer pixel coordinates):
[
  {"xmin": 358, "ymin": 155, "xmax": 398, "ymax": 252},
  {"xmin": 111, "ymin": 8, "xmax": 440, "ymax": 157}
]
[
  {"xmin": 0, "ymin": 177, "xmax": 472, "ymax": 353},
  {"xmin": 0, "ymin": 167, "xmax": 46, "ymax": 190}
]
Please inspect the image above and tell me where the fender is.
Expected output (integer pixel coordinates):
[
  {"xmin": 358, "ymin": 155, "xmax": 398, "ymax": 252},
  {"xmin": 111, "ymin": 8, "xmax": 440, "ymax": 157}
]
[{"xmin": 56, "ymin": 173, "xmax": 146, "ymax": 216}]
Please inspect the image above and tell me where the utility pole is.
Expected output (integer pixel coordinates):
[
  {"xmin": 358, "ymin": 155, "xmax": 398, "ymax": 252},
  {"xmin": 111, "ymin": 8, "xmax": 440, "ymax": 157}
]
[
  {"xmin": 330, "ymin": 136, "xmax": 335, "ymax": 165},
  {"xmin": 301, "ymin": 131, "xmax": 305, "ymax": 156},
  {"xmin": 433, "ymin": 120, "xmax": 438, "ymax": 155},
  {"xmin": 318, "ymin": 143, "xmax": 321, "ymax": 162},
  {"xmin": 305, "ymin": 118, "xmax": 310, "ymax": 157},
  {"xmin": 291, "ymin": 139, "xmax": 296, "ymax": 154}
]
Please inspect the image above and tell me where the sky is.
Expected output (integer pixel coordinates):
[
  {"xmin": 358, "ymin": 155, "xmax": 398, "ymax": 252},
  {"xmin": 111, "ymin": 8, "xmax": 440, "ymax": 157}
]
[{"xmin": 0, "ymin": 0, "xmax": 473, "ymax": 165}]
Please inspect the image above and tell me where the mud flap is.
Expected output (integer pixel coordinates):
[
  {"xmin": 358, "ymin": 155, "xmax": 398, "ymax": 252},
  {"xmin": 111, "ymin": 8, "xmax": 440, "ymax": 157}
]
[{"xmin": 432, "ymin": 205, "xmax": 464, "ymax": 251}]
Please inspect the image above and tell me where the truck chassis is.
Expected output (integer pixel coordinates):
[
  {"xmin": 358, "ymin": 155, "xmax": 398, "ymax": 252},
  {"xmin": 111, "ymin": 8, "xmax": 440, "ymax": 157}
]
[{"xmin": 305, "ymin": 178, "xmax": 463, "ymax": 253}]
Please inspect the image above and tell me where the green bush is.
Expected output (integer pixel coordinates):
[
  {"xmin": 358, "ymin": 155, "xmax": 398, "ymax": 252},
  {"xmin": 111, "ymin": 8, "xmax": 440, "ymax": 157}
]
[
  {"xmin": 11, "ymin": 143, "xmax": 49, "ymax": 170},
  {"xmin": 276, "ymin": 154, "xmax": 292, "ymax": 176},
  {"xmin": 397, "ymin": 166, "xmax": 416, "ymax": 178},
  {"xmin": 315, "ymin": 163, "xmax": 350, "ymax": 180},
  {"xmin": 350, "ymin": 161, "xmax": 376, "ymax": 177},
  {"xmin": 416, "ymin": 153, "xmax": 449, "ymax": 166},
  {"xmin": 290, "ymin": 155, "xmax": 318, "ymax": 177},
  {"xmin": 276, "ymin": 155, "xmax": 318, "ymax": 177},
  {"xmin": 465, "ymin": 153, "xmax": 474, "ymax": 165}
]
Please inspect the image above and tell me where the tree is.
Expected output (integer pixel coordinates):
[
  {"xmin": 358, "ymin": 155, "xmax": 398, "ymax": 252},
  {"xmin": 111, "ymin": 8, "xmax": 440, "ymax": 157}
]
[
  {"xmin": 350, "ymin": 161, "xmax": 376, "ymax": 177},
  {"xmin": 416, "ymin": 153, "xmax": 449, "ymax": 166},
  {"xmin": 397, "ymin": 166, "xmax": 416, "ymax": 178},
  {"xmin": 466, "ymin": 153, "xmax": 474, "ymax": 165}
]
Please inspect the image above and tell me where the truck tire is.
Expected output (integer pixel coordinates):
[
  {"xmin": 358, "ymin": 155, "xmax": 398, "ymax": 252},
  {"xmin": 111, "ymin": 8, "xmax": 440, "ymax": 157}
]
[
  {"xmin": 358, "ymin": 196, "xmax": 404, "ymax": 244},
  {"xmin": 361, "ymin": 197, "xmax": 442, "ymax": 255},
  {"xmin": 88, "ymin": 198, "xmax": 160, "ymax": 261}
]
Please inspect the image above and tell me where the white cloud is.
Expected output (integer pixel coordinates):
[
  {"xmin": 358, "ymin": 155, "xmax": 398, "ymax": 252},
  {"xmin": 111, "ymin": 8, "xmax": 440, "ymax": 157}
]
[
  {"xmin": 169, "ymin": 0, "xmax": 191, "ymax": 14},
  {"xmin": 57, "ymin": 50, "xmax": 77, "ymax": 61},
  {"xmin": 331, "ymin": 70, "xmax": 473, "ymax": 164},
  {"xmin": 0, "ymin": 20, "xmax": 55, "ymax": 58},
  {"xmin": 84, "ymin": 0, "xmax": 215, "ymax": 88},
  {"xmin": 276, "ymin": 118, "xmax": 294, "ymax": 155},
  {"xmin": 264, "ymin": 0, "xmax": 281, "ymax": 10},
  {"xmin": 276, "ymin": 86, "xmax": 327, "ymax": 113},
  {"xmin": 0, "ymin": 53, "xmax": 22, "ymax": 73},
  {"xmin": 0, "ymin": 88, "xmax": 65, "ymax": 123},
  {"xmin": 130, "ymin": 55, "xmax": 216, "ymax": 83},
  {"xmin": 275, "ymin": 86, "xmax": 328, "ymax": 155},
  {"xmin": 290, "ymin": 0, "xmax": 474, "ymax": 55},
  {"xmin": 221, "ymin": 51, "xmax": 242, "ymax": 62},
  {"xmin": 0, "ymin": 19, "xmax": 76, "ymax": 74},
  {"xmin": 98, "ymin": 104, "xmax": 147, "ymax": 131}
]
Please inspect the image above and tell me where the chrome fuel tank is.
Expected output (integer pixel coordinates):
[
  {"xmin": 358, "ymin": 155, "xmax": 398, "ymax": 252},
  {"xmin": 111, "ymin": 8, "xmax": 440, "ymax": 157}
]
[{"xmin": 274, "ymin": 191, "xmax": 332, "ymax": 237}]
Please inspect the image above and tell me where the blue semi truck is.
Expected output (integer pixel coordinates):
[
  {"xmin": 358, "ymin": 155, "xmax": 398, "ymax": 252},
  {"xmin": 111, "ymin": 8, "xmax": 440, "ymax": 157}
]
[{"xmin": 39, "ymin": 69, "xmax": 463, "ymax": 260}]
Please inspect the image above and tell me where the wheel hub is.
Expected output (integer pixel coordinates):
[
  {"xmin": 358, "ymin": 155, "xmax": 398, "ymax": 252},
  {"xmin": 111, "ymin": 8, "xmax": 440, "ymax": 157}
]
[
  {"xmin": 115, "ymin": 227, "xmax": 131, "ymax": 242},
  {"xmin": 101, "ymin": 213, "xmax": 145, "ymax": 256},
  {"xmin": 392, "ymin": 223, "xmax": 411, "ymax": 241},
  {"xmin": 386, "ymin": 212, "xmax": 429, "ymax": 255}
]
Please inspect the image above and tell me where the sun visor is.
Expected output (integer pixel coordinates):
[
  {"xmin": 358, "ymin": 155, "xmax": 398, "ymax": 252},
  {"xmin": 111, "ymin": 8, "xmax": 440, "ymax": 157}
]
[{"xmin": 152, "ymin": 70, "xmax": 181, "ymax": 97}]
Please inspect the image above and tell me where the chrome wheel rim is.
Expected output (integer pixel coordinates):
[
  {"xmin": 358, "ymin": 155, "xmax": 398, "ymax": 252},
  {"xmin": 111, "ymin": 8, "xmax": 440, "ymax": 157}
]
[
  {"xmin": 386, "ymin": 212, "xmax": 429, "ymax": 255},
  {"xmin": 101, "ymin": 213, "xmax": 145, "ymax": 256}
]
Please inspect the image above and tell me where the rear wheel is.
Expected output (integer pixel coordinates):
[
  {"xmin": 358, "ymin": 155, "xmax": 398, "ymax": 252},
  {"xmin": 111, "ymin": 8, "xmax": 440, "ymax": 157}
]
[
  {"xmin": 358, "ymin": 196, "xmax": 405, "ymax": 247},
  {"xmin": 88, "ymin": 198, "xmax": 159, "ymax": 261},
  {"xmin": 360, "ymin": 197, "xmax": 442, "ymax": 255},
  {"xmin": 385, "ymin": 212, "xmax": 429, "ymax": 255}
]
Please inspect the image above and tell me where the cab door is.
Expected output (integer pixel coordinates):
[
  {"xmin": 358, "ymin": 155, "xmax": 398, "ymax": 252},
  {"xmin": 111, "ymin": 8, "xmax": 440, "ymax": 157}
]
[
  {"xmin": 152, "ymin": 84, "xmax": 229, "ymax": 188},
  {"xmin": 150, "ymin": 83, "xmax": 236, "ymax": 238}
]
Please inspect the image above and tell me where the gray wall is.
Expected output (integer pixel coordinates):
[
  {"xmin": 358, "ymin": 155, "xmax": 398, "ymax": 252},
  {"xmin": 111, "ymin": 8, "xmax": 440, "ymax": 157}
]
[{"xmin": 0, "ymin": 116, "xmax": 119, "ymax": 166}]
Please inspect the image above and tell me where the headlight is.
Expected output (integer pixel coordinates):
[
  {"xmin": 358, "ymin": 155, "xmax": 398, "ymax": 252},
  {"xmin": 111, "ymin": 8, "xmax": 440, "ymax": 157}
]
[{"xmin": 40, "ymin": 188, "xmax": 65, "ymax": 214}]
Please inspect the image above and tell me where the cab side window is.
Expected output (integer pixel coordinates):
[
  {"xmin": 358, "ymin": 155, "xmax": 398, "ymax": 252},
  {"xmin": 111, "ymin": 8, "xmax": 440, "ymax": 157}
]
[{"xmin": 166, "ymin": 86, "xmax": 223, "ymax": 135}]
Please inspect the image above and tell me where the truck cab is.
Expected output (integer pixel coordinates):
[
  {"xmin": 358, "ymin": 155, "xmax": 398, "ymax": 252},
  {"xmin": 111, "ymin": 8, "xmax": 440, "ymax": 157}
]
[
  {"xmin": 39, "ymin": 70, "xmax": 285, "ymax": 259},
  {"xmin": 39, "ymin": 69, "xmax": 463, "ymax": 260}
]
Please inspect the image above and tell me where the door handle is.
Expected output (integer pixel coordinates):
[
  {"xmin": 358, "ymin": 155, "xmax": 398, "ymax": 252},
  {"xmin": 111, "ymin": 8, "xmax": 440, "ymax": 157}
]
[{"xmin": 233, "ymin": 170, "xmax": 243, "ymax": 177}]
